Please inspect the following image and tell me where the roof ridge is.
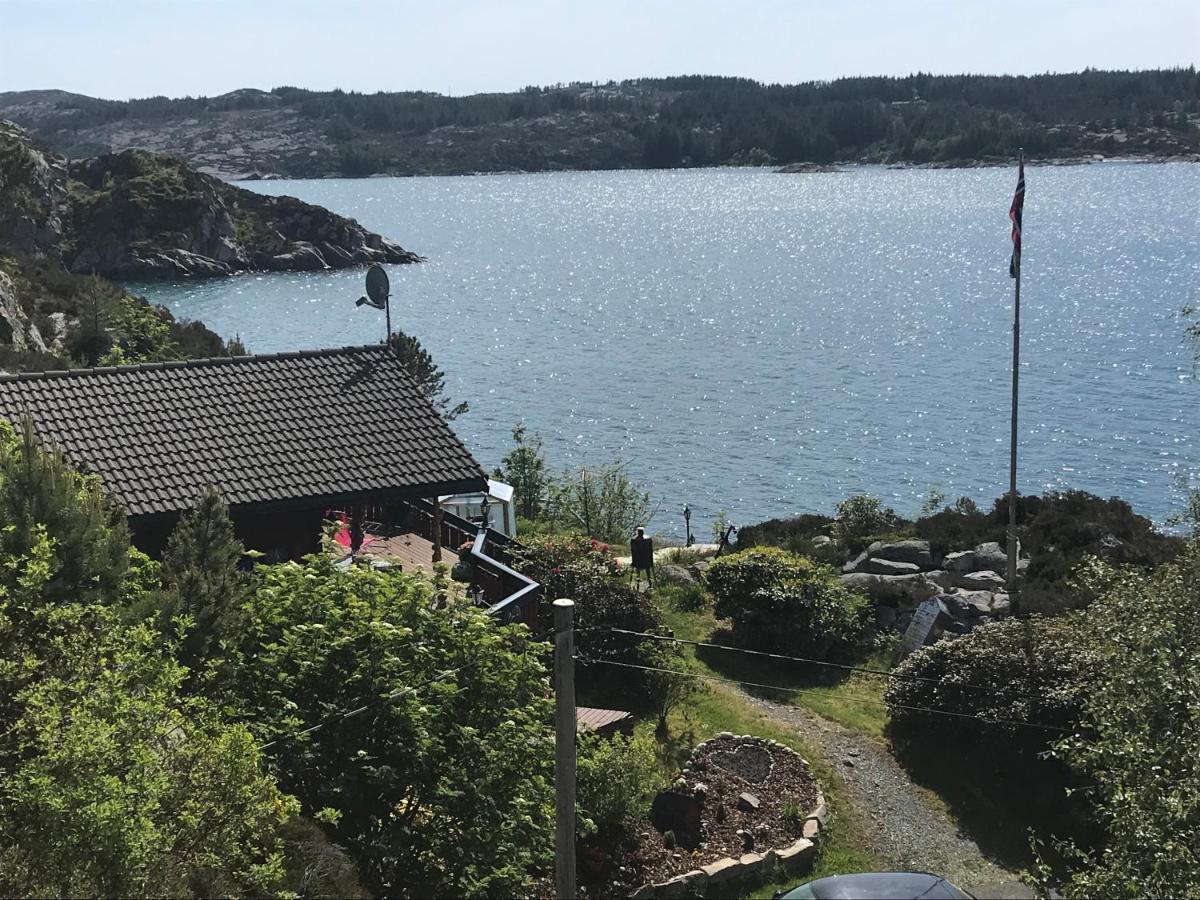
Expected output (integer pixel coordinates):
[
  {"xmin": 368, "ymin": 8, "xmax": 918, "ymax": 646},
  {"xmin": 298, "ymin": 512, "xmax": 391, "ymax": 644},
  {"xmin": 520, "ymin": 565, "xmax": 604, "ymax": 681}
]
[{"xmin": 0, "ymin": 343, "xmax": 391, "ymax": 382}]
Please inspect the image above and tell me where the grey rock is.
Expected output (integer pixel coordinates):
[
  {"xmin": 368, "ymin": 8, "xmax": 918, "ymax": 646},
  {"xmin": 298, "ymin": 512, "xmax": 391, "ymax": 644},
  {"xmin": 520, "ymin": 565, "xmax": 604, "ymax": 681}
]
[
  {"xmin": 811, "ymin": 534, "xmax": 833, "ymax": 547},
  {"xmin": 840, "ymin": 572, "xmax": 940, "ymax": 606},
  {"xmin": 842, "ymin": 549, "xmax": 869, "ymax": 574},
  {"xmin": 974, "ymin": 541, "xmax": 1019, "ymax": 573},
  {"xmin": 870, "ymin": 539, "xmax": 935, "ymax": 568},
  {"xmin": 943, "ymin": 550, "xmax": 977, "ymax": 573},
  {"xmin": 925, "ymin": 569, "xmax": 957, "ymax": 591},
  {"xmin": 265, "ymin": 241, "xmax": 328, "ymax": 271},
  {"xmin": 958, "ymin": 570, "xmax": 1007, "ymax": 591},
  {"xmin": 737, "ymin": 791, "xmax": 761, "ymax": 812},
  {"xmin": 861, "ymin": 557, "xmax": 921, "ymax": 576},
  {"xmin": 954, "ymin": 591, "xmax": 995, "ymax": 616},
  {"xmin": 658, "ymin": 563, "xmax": 697, "ymax": 587},
  {"xmin": 874, "ymin": 604, "xmax": 899, "ymax": 630}
]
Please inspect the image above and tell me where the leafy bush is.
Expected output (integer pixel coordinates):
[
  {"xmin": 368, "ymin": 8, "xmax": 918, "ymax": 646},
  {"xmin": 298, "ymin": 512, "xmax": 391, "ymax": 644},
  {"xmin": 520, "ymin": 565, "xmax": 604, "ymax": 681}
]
[
  {"xmin": 1038, "ymin": 546, "xmax": 1200, "ymax": 897},
  {"xmin": 547, "ymin": 460, "xmax": 654, "ymax": 543},
  {"xmin": 737, "ymin": 513, "xmax": 833, "ymax": 550},
  {"xmin": 235, "ymin": 557, "xmax": 555, "ymax": 897},
  {"xmin": 705, "ymin": 547, "xmax": 871, "ymax": 659},
  {"xmin": 0, "ymin": 532, "xmax": 294, "ymax": 897},
  {"xmin": 885, "ymin": 616, "xmax": 1093, "ymax": 861},
  {"xmin": 577, "ymin": 731, "xmax": 662, "ymax": 838},
  {"xmin": 510, "ymin": 535, "xmax": 685, "ymax": 711},
  {"xmin": 833, "ymin": 494, "xmax": 899, "ymax": 553}
]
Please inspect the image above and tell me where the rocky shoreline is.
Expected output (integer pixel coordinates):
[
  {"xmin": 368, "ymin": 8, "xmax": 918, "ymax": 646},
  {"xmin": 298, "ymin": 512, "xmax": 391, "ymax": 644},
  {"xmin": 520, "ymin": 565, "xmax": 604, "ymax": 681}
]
[{"xmin": 1, "ymin": 119, "xmax": 421, "ymax": 280}]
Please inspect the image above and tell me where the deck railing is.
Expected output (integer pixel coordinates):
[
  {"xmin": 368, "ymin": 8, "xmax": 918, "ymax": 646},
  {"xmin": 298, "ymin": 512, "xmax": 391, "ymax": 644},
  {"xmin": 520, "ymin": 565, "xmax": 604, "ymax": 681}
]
[{"xmin": 402, "ymin": 499, "xmax": 541, "ymax": 627}]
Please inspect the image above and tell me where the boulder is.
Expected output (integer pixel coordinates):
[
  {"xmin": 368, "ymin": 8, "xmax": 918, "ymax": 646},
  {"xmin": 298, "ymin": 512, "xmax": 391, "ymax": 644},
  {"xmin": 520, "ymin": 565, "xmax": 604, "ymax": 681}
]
[
  {"xmin": 861, "ymin": 557, "xmax": 921, "ymax": 577},
  {"xmin": 869, "ymin": 540, "xmax": 935, "ymax": 569},
  {"xmin": 943, "ymin": 550, "xmax": 977, "ymax": 573},
  {"xmin": 974, "ymin": 541, "xmax": 1018, "ymax": 573},
  {"xmin": 650, "ymin": 790, "xmax": 702, "ymax": 843},
  {"xmin": 811, "ymin": 535, "xmax": 833, "ymax": 547},
  {"xmin": 839, "ymin": 572, "xmax": 940, "ymax": 606},
  {"xmin": 842, "ymin": 550, "xmax": 869, "ymax": 574},
  {"xmin": 657, "ymin": 564, "xmax": 697, "ymax": 587},
  {"xmin": 952, "ymin": 591, "xmax": 995, "ymax": 617},
  {"xmin": 264, "ymin": 242, "xmax": 328, "ymax": 271},
  {"xmin": 958, "ymin": 570, "xmax": 1007, "ymax": 592},
  {"xmin": 874, "ymin": 605, "xmax": 898, "ymax": 630},
  {"xmin": 925, "ymin": 569, "xmax": 956, "ymax": 591}
]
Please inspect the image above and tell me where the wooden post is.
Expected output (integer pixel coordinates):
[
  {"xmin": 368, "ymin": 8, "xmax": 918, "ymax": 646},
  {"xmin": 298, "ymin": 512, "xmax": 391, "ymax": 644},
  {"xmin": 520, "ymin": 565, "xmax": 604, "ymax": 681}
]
[
  {"xmin": 554, "ymin": 598, "xmax": 576, "ymax": 900},
  {"xmin": 432, "ymin": 500, "xmax": 443, "ymax": 563}
]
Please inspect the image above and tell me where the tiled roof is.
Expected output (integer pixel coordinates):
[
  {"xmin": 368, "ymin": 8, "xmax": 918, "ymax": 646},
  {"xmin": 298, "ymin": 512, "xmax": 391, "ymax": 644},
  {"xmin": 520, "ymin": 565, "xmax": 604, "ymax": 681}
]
[{"xmin": 0, "ymin": 345, "xmax": 487, "ymax": 517}]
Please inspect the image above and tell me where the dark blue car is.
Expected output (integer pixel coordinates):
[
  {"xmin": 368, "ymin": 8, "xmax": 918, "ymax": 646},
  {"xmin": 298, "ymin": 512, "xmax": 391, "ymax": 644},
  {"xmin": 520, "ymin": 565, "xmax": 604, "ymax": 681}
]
[{"xmin": 776, "ymin": 872, "xmax": 973, "ymax": 899}]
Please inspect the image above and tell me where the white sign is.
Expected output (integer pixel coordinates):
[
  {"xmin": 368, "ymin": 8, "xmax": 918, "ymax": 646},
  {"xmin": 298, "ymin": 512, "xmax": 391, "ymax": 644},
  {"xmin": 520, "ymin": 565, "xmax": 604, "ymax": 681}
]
[{"xmin": 895, "ymin": 598, "xmax": 945, "ymax": 661}]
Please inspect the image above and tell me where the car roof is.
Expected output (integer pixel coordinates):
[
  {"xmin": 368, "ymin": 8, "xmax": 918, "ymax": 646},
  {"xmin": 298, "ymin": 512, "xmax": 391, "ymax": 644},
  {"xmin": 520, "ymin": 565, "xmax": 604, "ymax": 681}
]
[{"xmin": 780, "ymin": 872, "xmax": 971, "ymax": 899}]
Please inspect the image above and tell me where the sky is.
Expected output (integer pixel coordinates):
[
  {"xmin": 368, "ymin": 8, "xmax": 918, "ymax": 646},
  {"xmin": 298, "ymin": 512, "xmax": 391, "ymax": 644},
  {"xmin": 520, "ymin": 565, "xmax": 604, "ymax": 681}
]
[{"xmin": 1, "ymin": 0, "xmax": 1196, "ymax": 100}]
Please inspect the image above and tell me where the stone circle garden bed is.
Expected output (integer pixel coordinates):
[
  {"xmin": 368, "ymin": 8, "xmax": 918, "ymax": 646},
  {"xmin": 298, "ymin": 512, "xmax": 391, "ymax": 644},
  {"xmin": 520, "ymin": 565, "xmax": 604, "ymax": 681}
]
[{"xmin": 579, "ymin": 733, "xmax": 825, "ymax": 898}]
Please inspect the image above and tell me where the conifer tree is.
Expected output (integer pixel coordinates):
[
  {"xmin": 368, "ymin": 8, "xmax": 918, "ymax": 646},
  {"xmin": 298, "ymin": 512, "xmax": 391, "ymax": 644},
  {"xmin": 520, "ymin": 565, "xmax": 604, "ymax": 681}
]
[
  {"xmin": 0, "ymin": 415, "xmax": 129, "ymax": 607},
  {"xmin": 387, "ymin": 329, "xmax": 468, "ymax": 420},
  {"xmin": 159, "ymin": 485, "xmax": 248, "ymax": 677}
]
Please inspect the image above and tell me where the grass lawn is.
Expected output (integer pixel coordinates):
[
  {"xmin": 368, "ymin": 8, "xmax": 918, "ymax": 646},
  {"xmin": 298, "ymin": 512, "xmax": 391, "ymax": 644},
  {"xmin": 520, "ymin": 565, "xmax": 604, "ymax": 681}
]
[
  {"xmin": 653, "ymin": 585, "xmax": 891, "ymax": 739},
  {"xmin": 643, "ymin": 583, "xmax": 887, "ymax": 894}
]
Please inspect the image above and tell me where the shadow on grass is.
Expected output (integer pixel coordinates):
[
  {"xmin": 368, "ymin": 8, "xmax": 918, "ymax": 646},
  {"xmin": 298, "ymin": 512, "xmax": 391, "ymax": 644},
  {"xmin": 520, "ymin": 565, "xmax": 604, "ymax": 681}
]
[
  {"xmin": 693, "ymin": 627, "xmax": 890, "ymax": 736},
  {"xmin": 885, "ymin": 719, "xmax": 1099, "ymax": 872}
]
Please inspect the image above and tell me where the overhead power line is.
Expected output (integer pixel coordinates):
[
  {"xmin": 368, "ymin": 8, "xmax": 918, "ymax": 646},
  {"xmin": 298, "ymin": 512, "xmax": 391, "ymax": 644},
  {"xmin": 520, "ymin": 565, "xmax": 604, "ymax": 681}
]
[
  {"xmin": 580, "ymin": 656, "xmax": 1072, "ymax": 734},
  {"xmin": 586, "ymin": 625, "xmax": 1051, "ymax": 699}
]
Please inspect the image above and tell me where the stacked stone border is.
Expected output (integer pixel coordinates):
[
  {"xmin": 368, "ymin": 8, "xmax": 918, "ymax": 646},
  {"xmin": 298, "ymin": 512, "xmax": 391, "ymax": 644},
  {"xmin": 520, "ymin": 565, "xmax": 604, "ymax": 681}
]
[{"xmin": 629, "ymin": 733, "xmax": 827, "ymax": 899}]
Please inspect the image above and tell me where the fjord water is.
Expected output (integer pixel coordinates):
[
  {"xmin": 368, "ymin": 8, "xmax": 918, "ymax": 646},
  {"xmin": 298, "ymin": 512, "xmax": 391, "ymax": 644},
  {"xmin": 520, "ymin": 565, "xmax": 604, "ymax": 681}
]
[{"xmin": 135, "ymin": 165, "xmax": 1200, "ymax": 536}]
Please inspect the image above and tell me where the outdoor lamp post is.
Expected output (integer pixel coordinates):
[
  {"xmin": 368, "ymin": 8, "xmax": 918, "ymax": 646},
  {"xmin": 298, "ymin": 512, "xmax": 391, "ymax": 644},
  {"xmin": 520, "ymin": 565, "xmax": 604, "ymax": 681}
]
[
  {"xmin": 479, "ymin": 493, "xmax": 490, "ymax": 531},
  {"xmin": 683, "ymin": 504, "xmax": 693, "ymax": 546}
]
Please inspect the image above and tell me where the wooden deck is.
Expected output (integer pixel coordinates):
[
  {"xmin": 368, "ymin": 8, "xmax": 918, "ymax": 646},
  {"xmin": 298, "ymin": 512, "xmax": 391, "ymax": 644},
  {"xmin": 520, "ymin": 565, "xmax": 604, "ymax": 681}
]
[{"xmin": 342, "ymin": 532, "xmax": 459, "ymax": 577}]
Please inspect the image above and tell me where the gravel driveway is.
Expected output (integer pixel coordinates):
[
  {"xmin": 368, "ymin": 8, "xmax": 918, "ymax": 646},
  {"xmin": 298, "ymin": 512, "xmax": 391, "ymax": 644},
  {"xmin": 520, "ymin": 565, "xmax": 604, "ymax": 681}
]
[{"xmin": 738, "ymin": 690, "xmax": 1036, "ymax": 900}]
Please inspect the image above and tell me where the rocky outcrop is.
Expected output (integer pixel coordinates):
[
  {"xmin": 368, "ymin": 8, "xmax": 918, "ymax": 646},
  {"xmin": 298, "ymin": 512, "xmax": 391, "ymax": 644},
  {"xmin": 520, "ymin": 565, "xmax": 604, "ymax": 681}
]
[
  {"xmin": 1, "ymin": 120, "xmax": 422, "ymax": 281},
  {"xmin": 65, "ymin": 148, "xmax": 421, "ymax": 279},
  {"xmin": 0, "ymin": 270, "xmax": 48, "ymax": 353},
  {"xmin": 0, "ymin": 120, "xmax": 70, "ymax": 257},
  {"xmin": 841, "ymin": 538, "xmax": 1031, "ymax": 641}
]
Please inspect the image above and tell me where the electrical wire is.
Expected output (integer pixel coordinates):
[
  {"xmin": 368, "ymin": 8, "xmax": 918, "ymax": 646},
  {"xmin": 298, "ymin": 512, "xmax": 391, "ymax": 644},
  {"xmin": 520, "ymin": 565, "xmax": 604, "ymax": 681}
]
[
  {"xmin": 577, "ymin": 655, "xmax": 1072, "ymax": 733},
  {"xmin": 583, "ymin": 625, "xmax": 1052, "ymax": 699}
]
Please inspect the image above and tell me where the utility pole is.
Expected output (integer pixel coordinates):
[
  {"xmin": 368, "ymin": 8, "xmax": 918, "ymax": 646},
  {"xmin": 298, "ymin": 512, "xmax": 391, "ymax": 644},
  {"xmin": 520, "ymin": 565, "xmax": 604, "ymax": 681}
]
[
  {"xmin": 553, "ymin": 598, "xmax": 577, "ymax": 900},
  {"xmin": 1006, "ymin": 152, "xmax": 1025, "ymax": 615}
]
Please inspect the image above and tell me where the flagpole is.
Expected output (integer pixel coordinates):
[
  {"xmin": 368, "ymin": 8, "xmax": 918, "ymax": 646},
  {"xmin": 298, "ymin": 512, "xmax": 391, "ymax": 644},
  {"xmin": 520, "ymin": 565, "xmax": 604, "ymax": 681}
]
[{"xmin": 1006, "ymin": 150, "xmax": 1023, "ymax": 615}]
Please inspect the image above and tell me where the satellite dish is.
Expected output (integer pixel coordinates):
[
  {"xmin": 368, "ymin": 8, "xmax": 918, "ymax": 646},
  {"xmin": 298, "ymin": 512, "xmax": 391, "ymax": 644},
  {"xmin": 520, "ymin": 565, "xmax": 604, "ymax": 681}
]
[
  {"xmin": 365, "ymin": 265, "xmax": 390, "ymax": 306},
  {"xmin": 355, "ymin": 266, "xmax": 393, "ymax": 340}
]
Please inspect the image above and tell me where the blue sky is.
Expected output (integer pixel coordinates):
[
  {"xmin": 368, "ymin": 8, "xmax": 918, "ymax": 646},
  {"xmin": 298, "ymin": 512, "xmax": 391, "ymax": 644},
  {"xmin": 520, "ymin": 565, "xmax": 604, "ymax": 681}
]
[{"xmin": 1, "ymin": 0, "xmax": 1196, "ymax": 99}]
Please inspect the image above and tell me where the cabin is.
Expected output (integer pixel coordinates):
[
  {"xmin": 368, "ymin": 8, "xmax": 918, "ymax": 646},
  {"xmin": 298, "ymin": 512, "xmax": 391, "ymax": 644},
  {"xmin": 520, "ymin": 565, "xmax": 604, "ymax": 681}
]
[{"xmin": 0, "ymin": 344, "xmax": 539, "ymax": 623}]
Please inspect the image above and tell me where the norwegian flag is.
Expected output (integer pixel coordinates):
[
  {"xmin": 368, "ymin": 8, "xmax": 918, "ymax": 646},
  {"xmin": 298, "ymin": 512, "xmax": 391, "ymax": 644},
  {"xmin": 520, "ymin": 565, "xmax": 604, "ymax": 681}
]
[{"xmin": 1008, "ymin": 158, "xmax": 1025, "ymax": 278}]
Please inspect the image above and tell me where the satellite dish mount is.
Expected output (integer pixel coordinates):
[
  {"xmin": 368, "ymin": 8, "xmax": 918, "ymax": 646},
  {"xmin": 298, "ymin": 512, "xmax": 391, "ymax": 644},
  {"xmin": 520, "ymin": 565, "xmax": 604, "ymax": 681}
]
[{"xmin": 357, "ymin": 264, "xmax": 392, "ymax": 340}]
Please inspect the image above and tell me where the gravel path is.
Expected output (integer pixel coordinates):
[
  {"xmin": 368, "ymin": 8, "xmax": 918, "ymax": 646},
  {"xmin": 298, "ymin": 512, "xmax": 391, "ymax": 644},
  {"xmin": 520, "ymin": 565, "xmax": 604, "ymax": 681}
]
[{"xmin": 737, "ymin": 689, "xmax": 1035, "ymax": 899}]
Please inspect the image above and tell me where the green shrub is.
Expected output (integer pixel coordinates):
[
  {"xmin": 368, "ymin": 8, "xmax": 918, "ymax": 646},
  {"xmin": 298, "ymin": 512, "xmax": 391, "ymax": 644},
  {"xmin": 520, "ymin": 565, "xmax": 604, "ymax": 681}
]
[
  {"xmin": 885, "ymin": 616, "xmax": 1094, "ymax": 861},
  {"xmin": 236, "ymin": 557, "xmax": 555, "ymax": 897},
  {"xmin": 658, "ymin": 582, "xmax": 708, "ymax": 612},
  {"xmin": 833, "ymin": 494, "xmax": 900, "ymax": 554},
  {"xmin": 509, "ymin": 535, "xmax": 685, "ymax": 711},
  {"xmin": 705, "ymin": 547, "xmax": 870, "ymax": 659},
  {"xmin": 577, "ymin": 731, "xmax": 662, "ymax": 838},
  {"xmin": 914, "ymin": 490, "xmax": 1184, "ymax": 613},
  {"xmin": 1039, "ymin": 546, "xmax": 1200, "ymax": 897},
  {"xmin": 737, "ymin": 513, "xmax": 833, "ymax": 549}
]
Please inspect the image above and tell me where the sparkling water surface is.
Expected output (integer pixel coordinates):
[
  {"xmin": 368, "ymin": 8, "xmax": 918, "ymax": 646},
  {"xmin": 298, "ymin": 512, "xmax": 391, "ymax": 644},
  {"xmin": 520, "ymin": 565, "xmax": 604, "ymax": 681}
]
[{"xmin": 131, "ymin": 165, "xmax": 1200, "ymax": 537}]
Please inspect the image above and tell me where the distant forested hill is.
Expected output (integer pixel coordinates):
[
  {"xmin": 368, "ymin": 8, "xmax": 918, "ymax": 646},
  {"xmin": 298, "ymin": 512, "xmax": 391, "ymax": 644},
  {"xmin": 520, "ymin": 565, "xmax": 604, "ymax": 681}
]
[{"xmin": 1, "ymin": 69, "xmax": 1197, "ymax": 178}]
